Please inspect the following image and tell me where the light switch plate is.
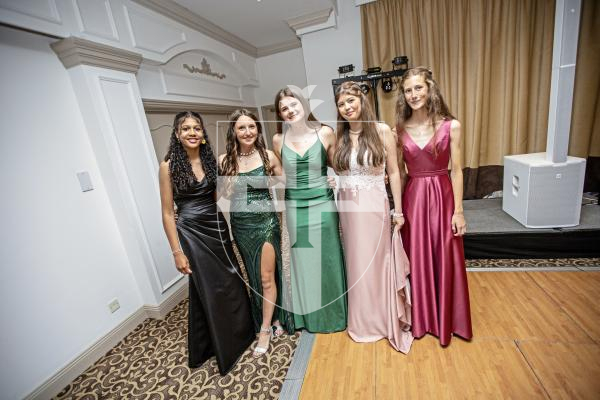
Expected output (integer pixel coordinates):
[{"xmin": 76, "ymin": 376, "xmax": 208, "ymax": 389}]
[{"xmin": 77, "ymin": 171, "xmax": 94, "ymax": 192}]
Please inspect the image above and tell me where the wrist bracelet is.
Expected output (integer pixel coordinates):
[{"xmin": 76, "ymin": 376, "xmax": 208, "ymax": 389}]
[
  {"xmin": 393, "ymin": 212, "xmax": 404, "ymax": 218},
  {"xmin": 172, "ymin": 249, "xmax": 183, "ymax": 255}
]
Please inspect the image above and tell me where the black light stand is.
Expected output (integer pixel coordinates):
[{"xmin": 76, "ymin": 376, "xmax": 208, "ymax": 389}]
[{"xmin": 332, "ymin": 57, "xmax": 409, "ymax": 120}]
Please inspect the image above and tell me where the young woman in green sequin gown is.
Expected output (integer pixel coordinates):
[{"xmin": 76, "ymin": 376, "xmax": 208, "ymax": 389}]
[
  {"xmin": 272, "ymin": 87, "xmax": 347, "ymax": 333},
  {"xmin": 219, "ymin": 109, "xmax": 294, "ymax": 358}
]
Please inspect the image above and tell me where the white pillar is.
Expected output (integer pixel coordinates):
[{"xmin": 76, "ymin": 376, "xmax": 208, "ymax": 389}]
[
  {"xmin": 546, "ymin": 0, "xmax": 582, "ymax": 163},
  {"xmin": 52, "ymin": 37, "xmax": 185, "ymax": 305}
]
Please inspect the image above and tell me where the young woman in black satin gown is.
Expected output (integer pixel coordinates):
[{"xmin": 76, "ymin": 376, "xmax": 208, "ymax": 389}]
[{"xmin": 158, "ymin": 111, "xmax": 254, "ymax": 375}]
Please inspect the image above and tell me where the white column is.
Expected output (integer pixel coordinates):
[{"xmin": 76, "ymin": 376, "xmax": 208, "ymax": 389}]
[
  {"xmin": 546, "ymin": 0, "xmax": 582, "ymax": 163},
  {"xmin": 52, "ymin": 37, "xmax": 184, "ymax": 304}
]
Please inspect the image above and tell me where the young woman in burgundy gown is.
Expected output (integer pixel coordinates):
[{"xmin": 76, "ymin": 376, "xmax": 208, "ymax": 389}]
[{"xmin": 396, "ymin": 67, "xmax": 473, "ymax": 346}]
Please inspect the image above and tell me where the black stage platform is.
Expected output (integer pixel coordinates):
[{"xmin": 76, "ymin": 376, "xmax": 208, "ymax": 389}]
[{"xmin": 463, "ymin": 198, "xmax": 600, "ymax": 259}]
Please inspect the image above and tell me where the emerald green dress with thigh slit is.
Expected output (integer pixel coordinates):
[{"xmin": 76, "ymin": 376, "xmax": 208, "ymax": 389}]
[
  {"xmin": 229, "ymin": 165, "xmax": 294, "ymax": 334},
  {"xmin": 281, "ymin": 137, "xmax": 347, "ymax": 333}
]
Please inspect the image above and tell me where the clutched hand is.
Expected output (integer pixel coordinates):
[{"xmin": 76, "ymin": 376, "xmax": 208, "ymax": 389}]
[
  {"xmin": 174, "ymin": 251, "xmax": 192, "ymax": 274},
  {"xmin": 327, "ymin": 176, "xmax": 337, "ymax": 189},
  {"xmin": 451, "ymin": 212, "xmax": 466, "ymax": 236}
]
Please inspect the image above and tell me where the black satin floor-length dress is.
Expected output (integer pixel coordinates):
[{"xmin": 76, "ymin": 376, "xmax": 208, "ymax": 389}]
[{"xmin": 174, "ymin": 177, "xmax": 254, "ymax": 375}]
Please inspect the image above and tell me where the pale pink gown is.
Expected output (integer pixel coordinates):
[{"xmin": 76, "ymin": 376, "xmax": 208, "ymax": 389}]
[{"xmin": 337, "ymin": 148, "xmax": 413, "ymax": 353}]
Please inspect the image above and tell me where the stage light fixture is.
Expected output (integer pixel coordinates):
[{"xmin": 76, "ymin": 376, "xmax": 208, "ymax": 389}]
[
  {"xmin": 382, "ymin": 78, "xmax": 393, "ymax": 93},
  {"xmin": 392, "ymin": 56, "xmax": 408, "ymax": 68},
  {"xmin": 359, "ymin": 83, "xmax": 370, "ymax": 94},
  {"xmin": 338, "ymin": 64, "xmax": 354, "ymax": 74},
  {"xmin": 366, "ymin": 66, "xmax": 382, "ymax": 74}
]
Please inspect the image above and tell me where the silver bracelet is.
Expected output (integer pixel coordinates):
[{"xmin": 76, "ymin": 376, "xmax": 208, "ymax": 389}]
[{"xmin": 172, "ymin": 249, "xmax": 183, "ymax": 255}]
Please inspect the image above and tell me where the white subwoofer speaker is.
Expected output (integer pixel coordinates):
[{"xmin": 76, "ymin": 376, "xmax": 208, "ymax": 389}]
[
  {"xmin": 503, "ymin": 153, "xmax": 586, "ymax": 228},
  {"xmin": 502, "ymin": 0, "xmax": 584, "ymax": 228}
]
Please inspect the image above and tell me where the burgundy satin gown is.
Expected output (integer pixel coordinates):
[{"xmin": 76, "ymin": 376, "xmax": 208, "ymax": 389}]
[{"xmin": 400, "ymin": 119, "xmax": 473, "ymax": 345}]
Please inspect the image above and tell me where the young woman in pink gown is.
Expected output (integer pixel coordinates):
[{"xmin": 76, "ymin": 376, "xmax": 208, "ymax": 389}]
[
  {"xmin": 396, "ymin": 67, "xmax": 473, "ymax": 346},
  {"xmin": 334, "ymin": 81, "xmax": 413, "ymax": 353}
]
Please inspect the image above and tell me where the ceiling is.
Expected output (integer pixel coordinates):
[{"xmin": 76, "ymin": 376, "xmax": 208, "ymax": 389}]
[{"xmin": 172, "ymin": 0, "xmax": 335, "ymax": 48}]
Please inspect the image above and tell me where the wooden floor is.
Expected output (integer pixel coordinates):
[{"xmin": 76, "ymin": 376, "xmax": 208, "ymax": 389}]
[{"xmin": 299, "ymin": 271, "xmax": 600, "ymax": 400}]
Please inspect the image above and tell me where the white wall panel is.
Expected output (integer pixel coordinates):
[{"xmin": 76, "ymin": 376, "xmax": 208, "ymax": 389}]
[
  {"xmin": 0, "ymin": 0, "xmax": 61, "ymax": 23},
  {"xmin": 96, "ymin": 74, "xmax": 179, "ymax": 291},
  {"xmin": 123, "ymin": 4, "xmax": 186, "ymax": 54},
  {"xmin": 73, "ymin": 0, "xmax": 119, "ymax": 41}
]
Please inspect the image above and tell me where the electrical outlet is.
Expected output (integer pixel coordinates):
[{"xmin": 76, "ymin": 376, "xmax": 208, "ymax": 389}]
[{"xmin": 108, "ymin": 298, "xmax": 120, "ymax": 313}]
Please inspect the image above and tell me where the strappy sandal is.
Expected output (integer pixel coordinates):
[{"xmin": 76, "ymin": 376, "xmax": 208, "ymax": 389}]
[
  {"xmin": 253, "ymin": 327, "xmax": 272, "ymax": 358},
  {"xmin": 272, "ymin": 322, "xmax": 285, "ymax": 337}
]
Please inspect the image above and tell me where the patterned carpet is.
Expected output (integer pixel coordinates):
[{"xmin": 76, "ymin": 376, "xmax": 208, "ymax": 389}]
[
  {"xmin": 55, "ymin": 299, "xmax": 300, "ymax": 400},
  {"xmin": 466, "ymin": 257, "xmax": 600, "ymax": 269}
]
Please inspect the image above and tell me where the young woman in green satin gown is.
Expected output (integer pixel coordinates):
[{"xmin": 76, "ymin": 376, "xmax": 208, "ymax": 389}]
[
  {"xmin": 272, "ymin": 87, "xmax": 348, "ymax": 333},
  {"xmin": 218, "ymin": 109, "xmax": 294, "ymax": 358}
]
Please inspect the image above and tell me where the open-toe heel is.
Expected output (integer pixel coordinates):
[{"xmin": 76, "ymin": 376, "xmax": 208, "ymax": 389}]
[{"xmin": 252, "ymin": 327, "xmax": 272, "ymax": 358}]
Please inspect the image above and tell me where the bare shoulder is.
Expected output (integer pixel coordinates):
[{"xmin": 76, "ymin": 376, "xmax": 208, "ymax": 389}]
[
  {"xmin": 319, "ymin": 124, "xmax": 334, "ymax": 136},
  {"xmin": 450, "ymin": 119, "xmax": 461, "ymax": 136},
  {"xmin": 158, "ymin": 160, "xmax": 171, "ymax": 185},
  {"xmin": 319, "ymin": 124, "xmax": 335, "ymax": 142},
  {"xmin": 272, "ymin": 133, "xmax": 283, "ymax": 146},
  {"xmin": 266, "ymin": 149, "xmax": 278, "ymax": 160},
  {"xmin": 376, "ymin": 122, "xmax": 392, "ymax": 135},
  {"xmin": 159, "ymin": 160, "xmax": 170, "ymax": 172}
]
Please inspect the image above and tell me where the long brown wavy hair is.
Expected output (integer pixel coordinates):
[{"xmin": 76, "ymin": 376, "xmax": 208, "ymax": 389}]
[
  {"xmin": 395, "ymin": 67, "xmax": 455, "ymax": 157},
  {"xmin": 333, "ymin": 81, "xmax": 385, "ymax": 172},
  {"xmin": 220, "ymin": 109, "xmax": 272, "ymax": 177},
  {"xmin": 274, "ymin": 86, "xmax": 322, "ymax": 134}
]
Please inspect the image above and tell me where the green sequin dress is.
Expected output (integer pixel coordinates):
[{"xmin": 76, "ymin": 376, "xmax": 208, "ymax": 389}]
[
  {"xmin": 282, "ymin": 138, "xmax": 348, "ymax": 333},
  {"xmin": 229, "ymin": 165, "xmax": 294, "ymax": 334}
]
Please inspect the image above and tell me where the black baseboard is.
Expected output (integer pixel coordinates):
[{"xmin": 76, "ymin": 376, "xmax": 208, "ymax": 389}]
[{"xmin": 464, "ymin": 229, "xmax": 600, "ymax": 259}]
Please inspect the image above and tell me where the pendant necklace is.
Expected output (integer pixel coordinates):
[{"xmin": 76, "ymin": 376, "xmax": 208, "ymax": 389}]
[{"xmin": 239, "ymin": 148, "xmax": 256, "ymax": 167}]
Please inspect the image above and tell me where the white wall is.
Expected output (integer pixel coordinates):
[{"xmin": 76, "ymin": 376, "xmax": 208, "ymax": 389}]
[
  {"xmin": 256, "ymin": 47, "xmax": 308, "ymax": 107},
  {"xmin": 299, "ymin": 0, "xmax": 363, "ymax": 124},
  {"xmin": 0, "ymin": 25, "xmax": 143, "ymax": 400}
]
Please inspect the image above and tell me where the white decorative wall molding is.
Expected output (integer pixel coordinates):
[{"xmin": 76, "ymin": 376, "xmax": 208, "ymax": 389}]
[
  {"xmin": 51, "ymin": 36, "xmax": 142, "ymax": 73},
  {"xmin": 286, "ymin": 8, "xmax": 333, "ymax": 31},
  {"xmin": 143, "ymin": 99, "xmax": 257, "ymax": 115},
  {"xmin": 0, "ymin": 0, "xmax": 62, "ymax": 24},
  {"xmin": 123, "ymin": 4, "xmax": 186, "ymax": 54},
  {"xmin": 0, "ymin": 0, "xmax": 263, "ymax": 75},
  {"xmin": 256, "ymin": 39, "xmax": 302, "ymax": 58},
  {"xmin": 61, "ymin": 63, "xmax": 180, "ymax": 303},
  {"xmin": 143, "ymin": 279, "xmax": 188, "ymax": 319},
  {"xmin": 136, "ymin": 48, "xmax": 257, "ymax": 106},
  {"xmin": 296, "ymin": 10, "xmax": 337, "ymax": 37},
  {"xmin": 131, "ymin": 0, "xmax": 256, "ymax": 56},
  {"xmin": 24, "ymin": 281, "xmax": 187, "ymax": 400},
  {"xmin": 24, "ymin": 307, "xmax": 149, "ymax": 400},
  {"xmin": 160, "ymin": 67, "xmax": 244, "ymax": 103},
  {"xmin": 73, "ymin": 0, "xmax": 119, "ymax": 41},
  {"xmin": 286, "ymin": 7, "xmax": 337, "ymax": 37},
  {"xmin": 354, "ymin": 0, "xmax": 379, "ymax": 6}
]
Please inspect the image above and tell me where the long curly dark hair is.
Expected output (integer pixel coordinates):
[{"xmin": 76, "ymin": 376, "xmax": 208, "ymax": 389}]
[
  {"xmin": 395, "ymin": 67, "xmax": 455, "ymax": 158},
  {"xmin": 333, "ymin": 81, "xmax": 385, "ymax": 172},
  {"xmin": 164, "ymin": 111, "xmax": 217, "ymax": 192},
  {"xmin": 220, "ymin": 109, "xmax": 273, "ymax": 177}
]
